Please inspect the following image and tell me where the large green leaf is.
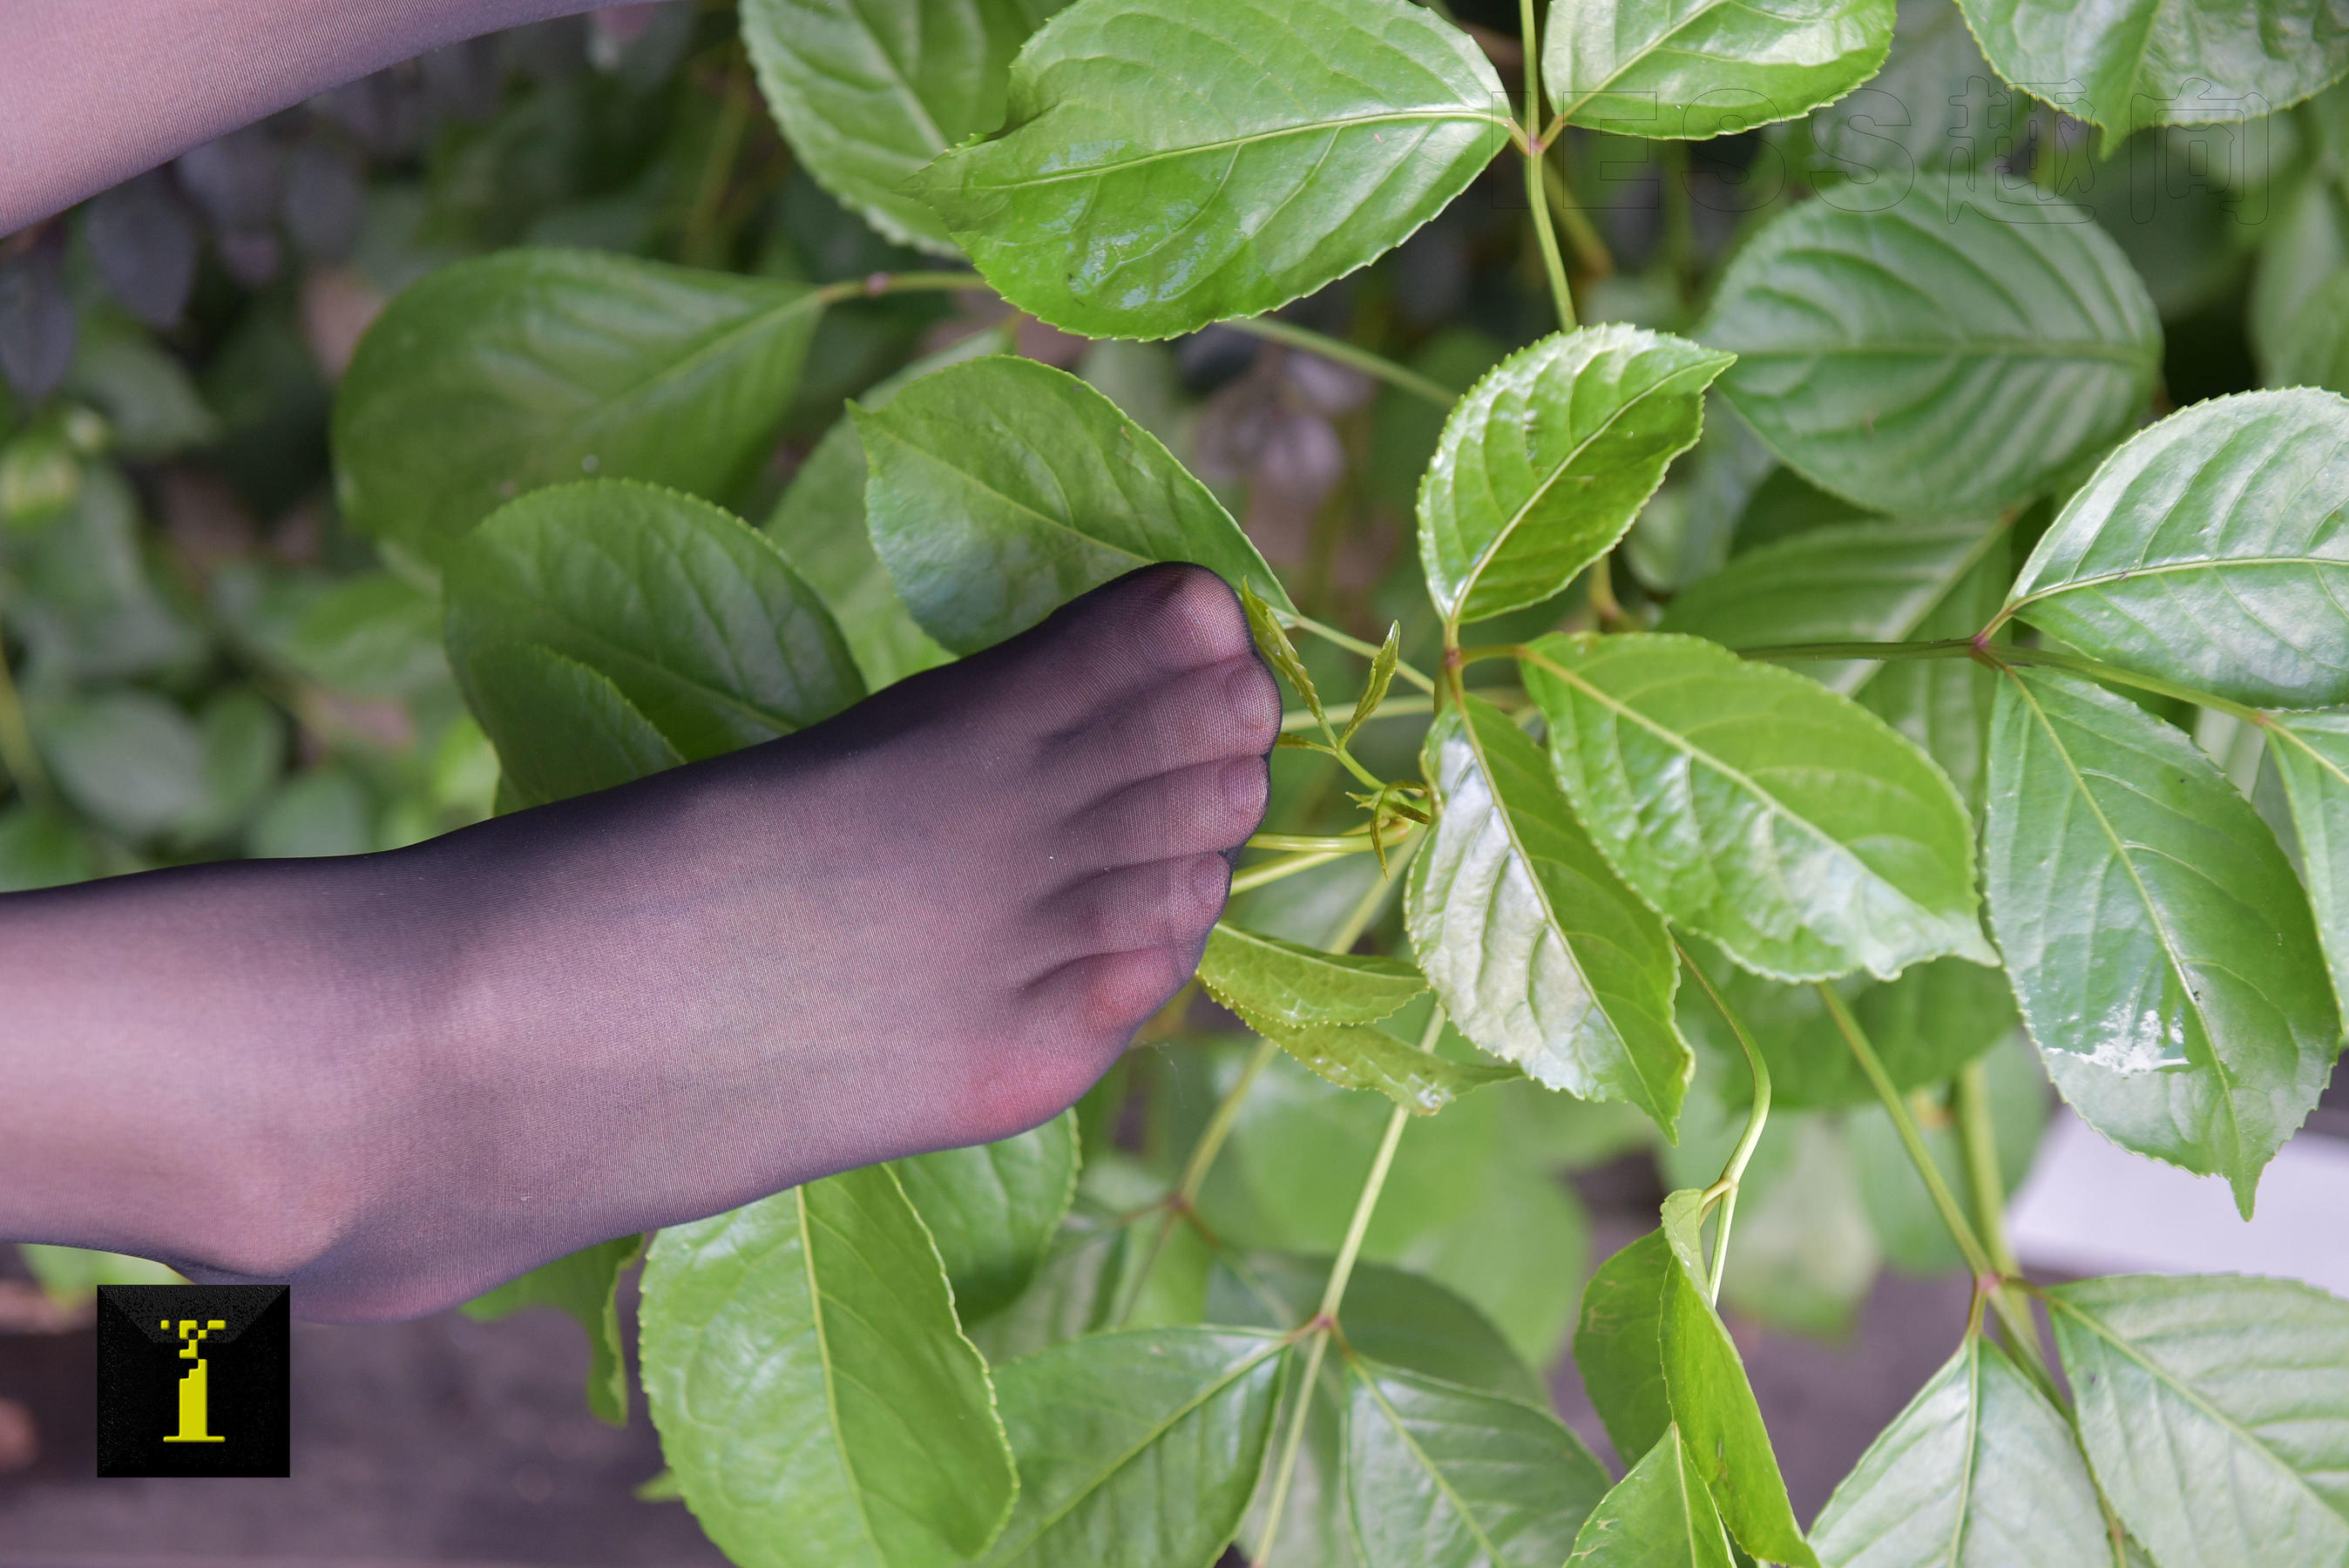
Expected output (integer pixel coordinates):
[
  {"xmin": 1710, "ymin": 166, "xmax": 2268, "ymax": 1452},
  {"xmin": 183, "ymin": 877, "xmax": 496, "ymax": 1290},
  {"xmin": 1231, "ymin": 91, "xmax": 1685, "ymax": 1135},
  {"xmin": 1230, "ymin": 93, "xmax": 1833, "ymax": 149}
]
[
  {"xmin": 1405, "ymin": 694, "xmax": 1690, "ymax": 1131},
  {"xmin": 461, "ymin": 1236, "xmax": 646, "ymax": 1425},
  {"xmin": 1527, "ymin": 632, "xmax": 1992, "ymax": 983},
  {"xmin": 1981, "ymin": 666, "xmax": 2339, "ymax": 1213},
  {"xmin": 741, "ymin": 0, "xmax": 1060, "ymax": 253},
  {"xmin": 1954, "ymin": 0, "xmax": 2349, "ymax": 133},
  {"xmin": 890, "ymin": 1112, "xmax": 1078, "ymax": 1325},
  {"xmin": 459, "ymin": 645, "xmax": 685, "ymax": 808},
  {"xmin": 1545, "ymin": 0, "xmax": 1895, "ymax": 141},
  {"xmin": 2263, "ymin": 709, "xmax": 2349, "ymax": 1010},
  {"xmin": 1418, "ymin": 327, "xmax": 1732, "ymax": 628},
  {"xmin": 1660, "ymin": 515, "xmax": 2013, "ymax": 804},
  {"xmin": 857, "ymin": 355, "xmax": 1290, "ymax": 653},
  {"xmin": 639, "ymin": 1168, "xmax": 1017, "ymax": 1568},
  {"xmin": 444, "ymin": 481, "xmax": 863, "ymax": 766},
  {"xmin": 1207, "ymin": 1253, "xmax": 1543, "ymax": 1408},
  {"xmin": 1566, "ymin": 1426, "xmax": 1734, "ymax": 1568},
  {"xmin": 906, "ymin": 0, "xmax": 1508, "ymax": 338},
  {"xmin": 1699, "ymin": 200, "xmax": 2160, "ymax": 517},
  {"xmin": 1571, "ymin": 1205, "xmax": 1818, "ymax": 1567},
  {"xmin": 1344, "ymin": 1355, "xmax": 1612, "ymax": 1568},
  {"xmin": 2048, "ymin": 1274, "xmax": 2349, "ymax": 1568},
  {"xmin": 2002, "ymin": 389, "xmax": 2349, "ymax": 709},
  {"xmin": 1200, "ymin": 923, "xmax": 1427, "ymax": 1031},
  {"xmin": 983, "ymin": 1327, "xmax": 1287, "ymax": 1567},
  {"xmin": 1258, "ymin": 1019, "xmax": 1525, "ymax": 1114},
  {"xmin": 764, "ymin": 329, "xmax": 1010, "ymax": 690},
  {"xmin": 335, "ymin": 250, "xmax": 826, "ymax": 566},
  {"xmin": 1810, "ymin": 1336, "xmax": 2111, "ymax": 1568},
  {"xmin": 1804, "ymin": 0, "xmax": 1998, "ymax": 179}
]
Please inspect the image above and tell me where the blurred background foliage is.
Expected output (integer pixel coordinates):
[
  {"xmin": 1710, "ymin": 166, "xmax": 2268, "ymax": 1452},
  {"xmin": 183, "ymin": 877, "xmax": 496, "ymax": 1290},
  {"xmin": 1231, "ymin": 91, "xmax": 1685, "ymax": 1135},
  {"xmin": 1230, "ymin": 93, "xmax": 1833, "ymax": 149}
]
[{"xmin": 0, "ymin": 0, "xmax": 2312, "ymax": 1351}]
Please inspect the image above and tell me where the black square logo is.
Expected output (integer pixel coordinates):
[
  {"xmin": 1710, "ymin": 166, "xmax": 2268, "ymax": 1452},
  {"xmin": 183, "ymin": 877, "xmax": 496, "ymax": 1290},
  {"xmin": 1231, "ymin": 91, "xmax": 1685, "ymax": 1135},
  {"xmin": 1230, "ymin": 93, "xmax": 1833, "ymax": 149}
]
[{"xmin": 94, "ymin": 1284, "xmax": 289, "ymax": 1477}]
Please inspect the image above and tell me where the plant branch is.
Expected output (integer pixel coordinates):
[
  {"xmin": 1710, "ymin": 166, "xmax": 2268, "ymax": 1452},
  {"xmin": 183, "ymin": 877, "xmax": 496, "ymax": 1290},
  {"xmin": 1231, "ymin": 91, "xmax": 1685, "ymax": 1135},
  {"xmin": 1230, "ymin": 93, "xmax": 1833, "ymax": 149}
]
[
  {"xmin": 680, "ymin": 50, "xmax": 755, "ymax": 265},
  {"xmin": 1220, "ymin": 315, "xmax": 1459, "ymax": 409},
  {"xmin": 1284, "ymin": 613, "xmax": 1438, "ymax": 693},
  {"xmin": 1953, "ymin": 1058, "xmax": 2019, "ymax": 1277},
  {"xmin": 1676, "ymin": 942, "xmax": 1770, "ymax": 1304},
  {"xmin": 1540, "ymin": 143, "xmax": 1615, "ymax": 279},
  {"xmin": 1516, "ymin": 0, "xmax": 1576, "ymax": 330},
  {"xmin": 1229, "ymin": 849, "xmax": 1350, "ymax": 894}
]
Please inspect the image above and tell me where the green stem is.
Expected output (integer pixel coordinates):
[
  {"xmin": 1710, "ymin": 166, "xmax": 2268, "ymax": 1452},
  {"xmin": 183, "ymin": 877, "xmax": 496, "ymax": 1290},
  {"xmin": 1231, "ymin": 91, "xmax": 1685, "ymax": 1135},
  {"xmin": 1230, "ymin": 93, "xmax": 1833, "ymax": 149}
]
[
  {"xmin": 0, "ymin": 614, "xmax": 50, "ymax": 808},
  {"xmin": 1540, "ymin": 144, "xmax": 1615, "ymax": 279},
  {"xmin": 1219, "ymin": 315, "xmax": 1458, "ymax": 409},
  {"xmin": 1259, "ymin": 1092, "xmax": 1414, "ymax": 1565},
  {"xmin": 1285, "ymin": 613, "xmax": 1438, "ymax": 693},
  {"xmin": 1229, "ymin": 850, "xmax": 1349, "ymax": 895},
  {"xmin": 1676, "ymin": 942, "xmax": 1770, "ymax": 1304},
  {"xmin": 1820, "ymin": 985, "xmax": 2060, "ymax": 1394},
  {"xmin": 680, "ymin": 52, "xmax": 755, "ymax": 265},
  {"xmin": 1245, "ymin": 831, "xmax": 1387, "ymax": 855},
  {"xmin": 1953, "ymin": 1058, "xmax": 2019, "ymax": 1278},
  {"xmin": 1516, "ymin": 0, "xmax": 1576, "ymax": 330}
]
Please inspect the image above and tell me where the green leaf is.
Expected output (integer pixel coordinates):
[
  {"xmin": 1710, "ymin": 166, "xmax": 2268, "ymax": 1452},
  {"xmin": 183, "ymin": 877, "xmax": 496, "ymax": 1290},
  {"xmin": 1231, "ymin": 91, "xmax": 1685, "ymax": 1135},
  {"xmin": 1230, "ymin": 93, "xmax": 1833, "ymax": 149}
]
[
  {"xmin": 1527, "ymin": 632, "xmax": 1993, "ymax": 983},
  {"xmin": 2002, "ymin": 389, "xmax": 2349, "ymax": 709},
  {"xmin": 741, "ymin": 0, "xmax": 1061, "ymax": 253},
  {"xmin": 17, "ymin": 1244, "xmax": 179, "ymax": 1305},
  {"xmin": 0, "ymin": 804, "xmax": 98, "ymax": 892},
  {"xmin": 1573, "ymin": 1228, "xmax": 1675, "ymax": 1465},
  {"xmin": 1982, "ymin": 666, "xmax": 2339, "ymax": 1213},
  {"xmin": 1699, "ymin": 200, "xmax": 2161, "ymax": 517},
  {"xmin": 2276, "ymin": 269, "xmax": 2349, "ymax": 394},
  {"xmin": 335, "ymin": 250, "xmax": 825, "ymax": 566},
  {"xmin": 1810, "ymin": 1335, "xmax": 2111, "ymax": 1568},
  {"xmin": 461, "ymin": 645, "xmax": 686, "ymax": 808},
  {"xmin": 982, "ymin": 1327, "xmax": 1288, "ymax": 1566},
  {"xmin": 1804, "ymin": 0, "xmax": 1999, "ymax": 179},
  {"xmin": 1342, "ymin": 624, "xmax": 1402, "ymax": 747},
  {"xmin": 2048, "ymin": 1273, "xmax": 2349, "ymax": 1568},
  {"xmin": 1344, "ymin": 1355, "xmax": 1612, "ymax": 1568},
  {"xmin": 1545, "ymin": 0, "xmax": 1895, "ymax": 141},
  {"xmin": 1206, "ymin": 1253, "xmax": 1544, "ymax": 1408},
  {"xmin": 908, "ymin": 0, "xmax": 1508, "ymax": 338},
  {"xmin": 640, "ymin": 1168, "xmax": 1017, "ymax": 1568},
  {"xmin": 1658, "ymin": 516, "xmax": 2012, "ymax": 803},
  {"xmin": 890, "ymin": 1112, "xmax": 1079, "ymax": 1324},
  {"xmin": 1954, "ymin": 0, "xmax": 2349, "ymax": 133},
  {"xmin": 275, "ymin": 572, "xmax": 449, "ymax": 700},
  {"xmin": 1405, "ymin": 694, "xmax": 1690, "ymax": 1130},
  {"xmin": 1566, "ymin": 1427, "xmax": 1735, "ymax": 1568},
  {"xmin": 461, "ymin": 1236, "xmax": 646, "ymax": 1425},
  {"xmin": 32, "ymin": 687, "xmax": 208, "ymax": 841},
  {"xmin": 2262, "ymin": 709, "xmax": 2349, "ymax": 1011},
  {"xmin": 445, "ymin": 480, "xmax": 863, "ymax": 765},
  {"xmin": 766, "ymin": 331, "xmax": 1012, "ymax": 690},
  {"xmin": 857, "ymin": 356, "xmax": 1290, "ymax": 654},
  {"xmin": 1200, "ymin": 923, "xmax": 1426, "ymax": 1031},
  {"xmin": 1259, "ymin": 1019, "xmax": 1524, "ymax": 1113},
  {"xmin": 1419, "ymin": 327, "xmax": 1733, "ymax": 628},
  {"xmin": 1242, "ymin": 581, "xmax": 1323, "ymax": 724}
]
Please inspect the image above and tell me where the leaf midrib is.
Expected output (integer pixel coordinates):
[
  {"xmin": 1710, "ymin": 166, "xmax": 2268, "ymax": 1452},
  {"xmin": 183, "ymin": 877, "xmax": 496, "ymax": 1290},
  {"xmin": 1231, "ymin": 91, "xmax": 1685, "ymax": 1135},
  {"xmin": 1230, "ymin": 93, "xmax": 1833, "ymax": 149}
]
[
  {"xmin": 958, "ymin": 107, "xmax": 1510, "ymax": 193},
  {"xmin": 1356, "ymin": 1366, "xmax": 1510, "ymax": 1563},
  {"xmin": 799, "ymin": 1186, "xmax": 891, "ymax": 1565},
  {"xmin": 996, "ymin": 1336, "xmax": 1288, "ymax": 1554},
  {"xmin": 2008, "ymin": 552, "xmax": 2349, "ymax": 616},
  {"xmin": 565, "ymin": 282, "xmax": 827, "ymax": 452}
]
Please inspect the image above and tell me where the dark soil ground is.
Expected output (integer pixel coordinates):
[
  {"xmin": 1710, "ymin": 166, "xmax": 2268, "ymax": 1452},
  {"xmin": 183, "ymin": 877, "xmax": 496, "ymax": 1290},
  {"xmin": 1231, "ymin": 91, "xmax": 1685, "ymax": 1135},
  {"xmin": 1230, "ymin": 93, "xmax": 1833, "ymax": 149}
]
[{"xmin": 0, "ymin": 1156, "xmax": 1973, "ymax": 1568}]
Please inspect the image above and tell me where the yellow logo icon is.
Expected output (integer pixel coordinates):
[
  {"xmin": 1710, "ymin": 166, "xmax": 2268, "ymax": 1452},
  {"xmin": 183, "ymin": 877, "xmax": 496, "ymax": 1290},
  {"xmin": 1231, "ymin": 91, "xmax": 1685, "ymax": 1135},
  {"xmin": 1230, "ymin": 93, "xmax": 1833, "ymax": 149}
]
[{"xmin": 159, "ymin": 1318, "xmax": 228, "ymax": 1444}]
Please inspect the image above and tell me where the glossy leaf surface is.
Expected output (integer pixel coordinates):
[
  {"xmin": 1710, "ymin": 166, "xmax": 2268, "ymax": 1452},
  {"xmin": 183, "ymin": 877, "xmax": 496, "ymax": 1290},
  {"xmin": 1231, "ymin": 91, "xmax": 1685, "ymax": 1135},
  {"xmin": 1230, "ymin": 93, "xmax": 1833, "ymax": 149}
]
[
  {"xmin": 909, "ymin": 0, "xmax": 1507, "ymax": 337},
  {"xmin": 741, "ymin": 0, "xmax": 1059, "ymax": 252},
  {"xmin": 1700, "ymin": 200, "xmax": 2160, "ymax": 517},
  {"xmin": 1405, "ymin": 694, "xmax": 1689, "ymax": 1131},
  {"xmin": 2263, "ymin": 708, "xmax": 2349, "ymax": 1009},
  {"xmin": 445, "ymin": 482, "xmax": 864, "ymax": 766},
  {"xmin": 1200, "ymin": 923, "xmax": 1426, "ymax": 1031},
  {"xmin": 1344, "ymin": 1355, "xmax": 1611, "ymax": 1568},
  {"xmin": 1982, "ymin": 666, "xmax": 2338, "ymax": 1210},
  {"xmin": 1419, "ymin": 327, "xmax": 1732, "ymax": 627},
  {"xmin": 1566, "ymin": 1426, "xmax": 1734, "ymax": 1568},
  {"xmin": 2004, "ymin": 389, "xmax": 2349, "ymax": 709},
  {"xmin": 1810, "ymin": 1336, "xmax": 2110, "ymax": 1568},
  {"xmin": 1955, "ymin": 0, "xmax": 2349, "ymax": 132},
  {"xmin": 2049, "ymin": 1274, "xmax": 2349, "ymax": 1568},
  {"xmin": 335, "ymin": 250, "xmax": 824, "ymax": 565},
  {"xmin": 859, "ymin": 356, "xmax": 1289, "ymax": 653},
  {"xmin": 890, "ymin": 1112, "xmax": 1078, "ymax": 1324},
  {"xmin": 1545, "ymin": 0, "xmax": 1895, "ymax": 140},
  {"xmin": 640, "ymin": 1168, "xmax": 1016, "ymax": 1568},
  {"xmin": 983, "ymin": 1327, "xmax": 1286, "ymax": 1567},
  {"xmin": 1527, "ymin": 632, "xmax": 1992, "ymax": 983}
]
